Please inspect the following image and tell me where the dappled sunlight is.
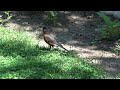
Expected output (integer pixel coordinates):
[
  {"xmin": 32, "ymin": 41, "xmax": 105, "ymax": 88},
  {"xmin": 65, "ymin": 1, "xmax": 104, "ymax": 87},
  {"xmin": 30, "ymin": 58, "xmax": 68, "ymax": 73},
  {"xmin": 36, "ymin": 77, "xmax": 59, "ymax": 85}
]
[
  {"xmin": 67, "ymin": 40, "xmax": 79, "ymax": 45},
  {"xmin": 5, "ymin": 22, "xmax": 21, "ymax": 30},
  {"xmin": 68, "ymin": 15, "xmax": 81, "ymax": 21},
  {"xmin": 62, "ymin": 43, "xmax": 118, "ymax": 58},
  {"xmin": 70, "ymin": 15, "xmax": 81, "ymax": 19},
  {"xmin": 59, "ymin": 11, "xmax": 71, "ymax": 14},
  {"xmin": 0, "ymin": 56, "xmax": 17, "ymax": 67},
  {"xmin": 0, "ymin": 26, "xmax": 105, "ymax": 79},
  {"xmin": 67, "ymin": 14, "xmax": 88, "ymax": 25},
  {"xmin": 1, "ymin": 11, "xmax": 119, "ymax": 78},
  {"xmin": 38, "ymin": 39, "xmax": 49, "ymax": 47},
  {"xmin": 62, "ymin": 42, "xmax": 120, "ymax": 77},
  {"xmin": 52, "ymin": 27, "xmax": 69, "ymax": 32},
  {"xmin": 105, "ymin": 67, "xmax": 118, "ymax": 72}
]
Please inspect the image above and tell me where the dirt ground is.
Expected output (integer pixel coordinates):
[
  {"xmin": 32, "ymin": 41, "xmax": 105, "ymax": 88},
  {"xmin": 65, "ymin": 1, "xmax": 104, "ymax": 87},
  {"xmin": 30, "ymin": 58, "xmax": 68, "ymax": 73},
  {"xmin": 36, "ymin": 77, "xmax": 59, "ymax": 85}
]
[{"xmin": 2, "ymin": 11, "xmax": 120, "ymax": 78}]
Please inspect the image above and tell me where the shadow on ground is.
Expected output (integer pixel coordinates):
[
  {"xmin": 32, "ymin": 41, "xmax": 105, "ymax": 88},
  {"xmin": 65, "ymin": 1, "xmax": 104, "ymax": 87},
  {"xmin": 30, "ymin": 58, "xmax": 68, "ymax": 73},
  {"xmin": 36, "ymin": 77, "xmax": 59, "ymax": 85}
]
[
  {"xmin": 1, "ymin": 11, "xmax": 120, "ymax": 78},
  {"xmin": 5, "ymin": 11, "xmax": 114, "ymax": 51}
]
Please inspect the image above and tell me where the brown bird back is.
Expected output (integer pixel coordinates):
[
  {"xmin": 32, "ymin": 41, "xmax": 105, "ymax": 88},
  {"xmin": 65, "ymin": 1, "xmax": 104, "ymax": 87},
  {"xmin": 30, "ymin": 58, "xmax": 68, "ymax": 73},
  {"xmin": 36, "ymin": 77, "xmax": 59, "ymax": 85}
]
[{"xmin": 43, "ymin": 27, "xmax": 68, "ymax": 51}]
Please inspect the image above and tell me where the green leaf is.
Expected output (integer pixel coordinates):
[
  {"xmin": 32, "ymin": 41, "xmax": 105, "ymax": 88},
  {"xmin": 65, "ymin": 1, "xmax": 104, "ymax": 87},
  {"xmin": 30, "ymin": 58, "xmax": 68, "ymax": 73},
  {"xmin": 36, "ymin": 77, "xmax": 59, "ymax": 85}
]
[
  {"xmin": 49, "ymin": 11, "xmax": 58, "ymax": 17},
  {"xmin": 113, "ymin": 22, "xmax": 120, "ymax": 27},
  {"xmin": 97, "ymin": 12, "xmax": 111, "ymax": 25}
]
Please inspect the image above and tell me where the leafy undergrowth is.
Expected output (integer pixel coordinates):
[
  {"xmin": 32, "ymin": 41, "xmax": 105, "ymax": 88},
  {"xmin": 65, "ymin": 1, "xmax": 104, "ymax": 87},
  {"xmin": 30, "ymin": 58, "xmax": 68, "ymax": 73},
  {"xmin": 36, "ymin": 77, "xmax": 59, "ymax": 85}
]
[{"xmin": 0, "ymin": 27, "xmax": 106, "ymax": 79}]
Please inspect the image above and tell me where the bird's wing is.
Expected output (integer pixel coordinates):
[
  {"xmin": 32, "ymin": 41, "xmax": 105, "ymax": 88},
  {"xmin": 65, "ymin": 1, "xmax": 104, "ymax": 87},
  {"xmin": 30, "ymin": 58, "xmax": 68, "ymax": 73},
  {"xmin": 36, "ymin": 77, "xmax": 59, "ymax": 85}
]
[{"xmin": 44, "ymin": 34, "xmax": 58, "ymax": 46}]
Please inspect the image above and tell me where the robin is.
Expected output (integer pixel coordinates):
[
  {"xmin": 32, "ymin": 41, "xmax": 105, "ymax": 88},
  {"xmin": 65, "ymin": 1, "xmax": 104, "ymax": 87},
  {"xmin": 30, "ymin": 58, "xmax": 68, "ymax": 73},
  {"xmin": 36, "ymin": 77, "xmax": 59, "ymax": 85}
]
[{"xmin": 42, "ymin": 27, "xmax": 68, "ymax": 51}]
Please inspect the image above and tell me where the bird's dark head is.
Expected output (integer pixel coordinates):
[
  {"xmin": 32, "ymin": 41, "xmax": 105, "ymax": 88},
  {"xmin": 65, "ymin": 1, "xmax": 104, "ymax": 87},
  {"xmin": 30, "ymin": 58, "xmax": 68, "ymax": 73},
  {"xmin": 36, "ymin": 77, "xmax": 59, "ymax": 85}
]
[
  {"xmin": 42, "ymin": 27, "xmax": 49, "ymax": 34},
  {"xmin": 43, "ymin": 27, "xmax": 47, "ymax": 30}
]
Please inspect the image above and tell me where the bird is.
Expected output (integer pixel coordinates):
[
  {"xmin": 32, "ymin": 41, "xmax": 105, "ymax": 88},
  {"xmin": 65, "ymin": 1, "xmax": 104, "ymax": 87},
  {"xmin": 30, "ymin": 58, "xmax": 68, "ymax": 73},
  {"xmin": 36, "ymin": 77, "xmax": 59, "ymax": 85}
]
[{"xmin": 42, "ymin": 27, "xmax": 68, "ymax": 51}]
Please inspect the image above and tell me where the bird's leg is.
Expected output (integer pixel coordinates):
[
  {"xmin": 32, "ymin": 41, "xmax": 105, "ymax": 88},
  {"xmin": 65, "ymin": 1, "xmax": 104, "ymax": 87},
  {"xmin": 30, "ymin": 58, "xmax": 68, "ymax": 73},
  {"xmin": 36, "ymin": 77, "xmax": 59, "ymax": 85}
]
[
  {"xmin": 49, "ymin": 45, "xmax": 52, "ymax": 50},
  {"xmin": 49, "ymin": 45, "xmax": 51, "ymax": 50}
]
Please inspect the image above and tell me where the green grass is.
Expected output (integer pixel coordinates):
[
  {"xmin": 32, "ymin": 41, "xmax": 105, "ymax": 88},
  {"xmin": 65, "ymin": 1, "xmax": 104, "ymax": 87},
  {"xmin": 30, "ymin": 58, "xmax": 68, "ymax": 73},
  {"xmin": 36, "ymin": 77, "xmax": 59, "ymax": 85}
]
[{"xmin": 0, "ymin": 27, "xmax": 106, "ymax": 79}]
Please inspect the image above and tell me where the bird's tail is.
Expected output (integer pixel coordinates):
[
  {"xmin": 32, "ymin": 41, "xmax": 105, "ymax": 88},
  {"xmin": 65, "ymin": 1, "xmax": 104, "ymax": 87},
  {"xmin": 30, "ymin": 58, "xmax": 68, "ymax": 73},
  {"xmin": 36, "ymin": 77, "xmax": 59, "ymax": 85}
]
[{"xmin": 58, "ymin": 44, "xmax": 69, "ymax": 52}]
